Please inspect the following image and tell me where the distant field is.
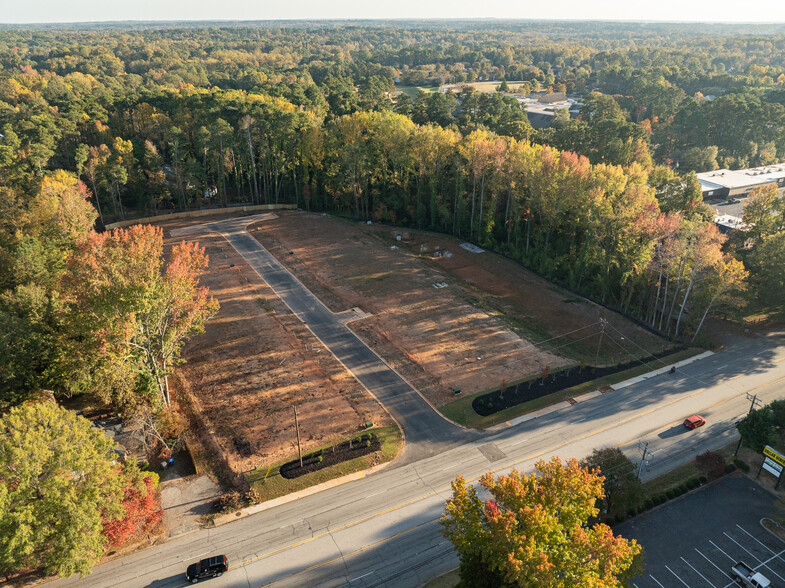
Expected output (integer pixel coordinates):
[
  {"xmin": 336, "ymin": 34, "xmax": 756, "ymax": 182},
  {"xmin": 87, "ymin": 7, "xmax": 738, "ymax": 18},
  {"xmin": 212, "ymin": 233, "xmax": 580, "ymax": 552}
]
[
  {"xmin": 441, "ymin": 80, "xmax": 529, "ymax": 93},
  {"xmin": 396, "ymin": 85, "xmax": 440, "ymax": 98}
]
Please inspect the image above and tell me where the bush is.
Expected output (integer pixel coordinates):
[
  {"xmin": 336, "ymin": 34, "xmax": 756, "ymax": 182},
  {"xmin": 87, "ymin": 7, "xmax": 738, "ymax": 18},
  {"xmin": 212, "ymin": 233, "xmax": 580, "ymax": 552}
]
[
  {"xmin": 678, "ymin": 483, "xmax": 688, "ymax": 494},
  {"xmin": 699, "ymin": 476, "xmax": 708, "ymax": 484},
  {"xmin": 614, "ymin": 514, "xmax": 625, "ymax": 524},
  {"xmin": 657, "ymin": 494, "xmax": 668, "ymax": 505},
  {"xmin": 644, "ymin": 499, "xmax": 653, "ymax": 510},
  {"xmin": 687, "ymin": 477, "xmax": 700, "ymax": 489},
  {"xmin": 734, "ymin": 458, "xmax": 750, "ymax": 472},
  {"xmin": 218, "ymin": 491, "xmax": 242, "ymax": 512},
  {"xmin": 244, "ymin": 488, "xmax": 262, "ymax": 505},
  {"xmin": 627, "ymin": 508, "xmax": 637, "ymax": 518},
  {"xmin": 666, "ymin": 489, "xmax": 676, "ymax": 499},
  {"xmin": 725, "ymin": 462, "xmax": 736, "ymax": 474}
]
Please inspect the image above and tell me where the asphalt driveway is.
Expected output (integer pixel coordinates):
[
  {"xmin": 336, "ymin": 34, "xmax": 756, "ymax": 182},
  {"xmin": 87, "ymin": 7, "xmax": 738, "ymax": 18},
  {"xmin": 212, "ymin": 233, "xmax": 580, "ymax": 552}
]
[
  {"xmin": 173, "ymin": 214, "xmax": 475, "ymax": 463},
  {"xmin": 616, "ymin": 474, "xmax": 785, "ymax": 588}
]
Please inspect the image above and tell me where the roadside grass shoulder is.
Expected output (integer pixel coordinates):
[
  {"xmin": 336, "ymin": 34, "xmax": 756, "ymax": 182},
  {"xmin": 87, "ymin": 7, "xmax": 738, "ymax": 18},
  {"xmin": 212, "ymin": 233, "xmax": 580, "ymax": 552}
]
[
  {"xmin": 245, "ymin": 426, "xmax": 402, "ymax": 503},
  {"xmin": 440, "ymin": 347, "xmax": 704, "ymax": 429}
]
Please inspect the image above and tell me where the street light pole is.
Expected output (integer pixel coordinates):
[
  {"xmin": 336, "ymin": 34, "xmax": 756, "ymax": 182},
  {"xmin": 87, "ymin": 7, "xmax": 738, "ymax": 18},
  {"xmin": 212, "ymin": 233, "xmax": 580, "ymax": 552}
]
[{"xmin": 734, "ymin": 392, "xmax": 762, "ymax": 456}]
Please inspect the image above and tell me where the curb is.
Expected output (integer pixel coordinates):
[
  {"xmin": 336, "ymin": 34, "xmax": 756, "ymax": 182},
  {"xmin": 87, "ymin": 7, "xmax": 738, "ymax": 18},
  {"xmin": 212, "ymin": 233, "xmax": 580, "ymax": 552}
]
[
  {"xmin": 486, "ymin": 350, "xmax": 715, "ymax": 432},
  {"xmin": 610, "ymin": 351, "xmax": 714, "ymax": 390},
  {"xmin": 210, "ymin": 460, "xmax": 395, "ymax": 528}
]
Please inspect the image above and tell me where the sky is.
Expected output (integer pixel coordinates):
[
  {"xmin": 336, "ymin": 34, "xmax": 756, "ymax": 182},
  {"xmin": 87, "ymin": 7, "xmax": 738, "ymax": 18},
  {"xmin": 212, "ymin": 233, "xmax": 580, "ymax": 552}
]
[{"xmin": 1, "ymin": 0, "xmax": 785, "ymax": 24}]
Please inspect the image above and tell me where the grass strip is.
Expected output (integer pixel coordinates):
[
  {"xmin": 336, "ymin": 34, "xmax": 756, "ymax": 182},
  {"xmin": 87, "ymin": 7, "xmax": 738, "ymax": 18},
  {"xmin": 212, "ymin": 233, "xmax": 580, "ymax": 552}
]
[
  {"xmin": 440, "ymin": 347, "xmax": 705, "ymax": 429},
  {"xmin": 245, "ymin": 425, "xmax": 402, "ymax": 503}
]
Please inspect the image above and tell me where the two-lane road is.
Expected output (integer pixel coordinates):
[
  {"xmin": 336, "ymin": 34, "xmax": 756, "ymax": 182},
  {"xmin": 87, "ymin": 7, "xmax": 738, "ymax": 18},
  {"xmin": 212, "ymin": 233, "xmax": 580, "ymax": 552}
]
[{"xmin": 52, "ymin": 329, "xmax": 785, "ymax": 587}]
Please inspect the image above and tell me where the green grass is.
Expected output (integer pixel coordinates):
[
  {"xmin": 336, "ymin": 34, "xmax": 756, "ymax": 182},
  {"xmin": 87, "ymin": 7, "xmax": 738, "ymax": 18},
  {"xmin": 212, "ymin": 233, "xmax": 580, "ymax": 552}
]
[
  {"xmin": 641, "ymin": 443, "xmax": 735, "ymax": 497},
  {"xmin": 245, "ymin": 426, "xmax": 402, "ymax": 503},
  {"xmin": 439, "ymin": 347, "xmax": 705, "ymax": 429},
  {"xmin": 397, "ymin": 85, "xmax": 439, "ymax": 98}
]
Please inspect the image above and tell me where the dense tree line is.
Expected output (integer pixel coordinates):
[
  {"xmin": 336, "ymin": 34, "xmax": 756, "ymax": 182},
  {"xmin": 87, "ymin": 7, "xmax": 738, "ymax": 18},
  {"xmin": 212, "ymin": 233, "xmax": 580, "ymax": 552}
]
[
  {"xmin": 2, "ymin": 20, "xmax": 785, "ymax": 579},
  {"xmin": 1, "ymin": 21, "xmax": 772, "ymax": 344},
  {"xmin": 2, "ymin": 21, "xmax": 784, "ymax": 367}
]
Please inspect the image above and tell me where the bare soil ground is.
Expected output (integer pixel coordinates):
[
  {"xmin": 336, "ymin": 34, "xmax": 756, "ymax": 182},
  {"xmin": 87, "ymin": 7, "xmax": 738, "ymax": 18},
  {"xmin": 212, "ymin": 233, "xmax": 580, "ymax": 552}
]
[
  {"xmin": 247, "ymin": 212, "xmax": 672, "ymax": 407},
  {"xmin": 157, "ymin": 214, "xmax": 391, "ymax": 476}
]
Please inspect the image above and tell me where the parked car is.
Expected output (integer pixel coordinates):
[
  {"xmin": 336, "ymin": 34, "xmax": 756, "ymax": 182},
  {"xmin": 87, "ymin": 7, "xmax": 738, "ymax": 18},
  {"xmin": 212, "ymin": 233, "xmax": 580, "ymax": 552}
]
[
  {"xmin": 683, "ymin": 415, "xmax": 706, "ymax": 429},
  {"xmin": 726, "ymin": 197, "xmax": 741, "ymax": 204},
  {"xmin": 186, "ymin": 555, "xmax": 228, "ymax": 583},
  {"xmin": 731, "ymin": 561, "xmax": 771, "ymax": 587}
]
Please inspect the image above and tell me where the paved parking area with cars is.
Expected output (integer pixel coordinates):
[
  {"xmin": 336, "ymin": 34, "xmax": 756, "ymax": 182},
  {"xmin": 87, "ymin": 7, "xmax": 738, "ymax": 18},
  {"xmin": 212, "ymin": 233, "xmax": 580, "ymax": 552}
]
[{"xmin": 617, "ymin": 474, "xmax": 785, "ymax": 588}]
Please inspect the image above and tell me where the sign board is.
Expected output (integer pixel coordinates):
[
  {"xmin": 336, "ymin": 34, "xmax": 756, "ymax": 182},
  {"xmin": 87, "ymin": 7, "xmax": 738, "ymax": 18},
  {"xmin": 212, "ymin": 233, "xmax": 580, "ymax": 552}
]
[
  {"xmin": 762, "ymin": 457, "xmax": 784, "ymax": 477},
  {"xmin": 764, "ymin": 445, "xmax": 785, "ymax": 467}
]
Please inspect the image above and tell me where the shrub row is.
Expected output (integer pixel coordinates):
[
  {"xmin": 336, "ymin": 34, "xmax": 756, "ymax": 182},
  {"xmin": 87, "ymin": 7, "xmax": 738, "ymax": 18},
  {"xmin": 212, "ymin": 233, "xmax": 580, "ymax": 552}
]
[{"xmin": 608, "ymin": 465, "xmax": 744, "ymax": 526}]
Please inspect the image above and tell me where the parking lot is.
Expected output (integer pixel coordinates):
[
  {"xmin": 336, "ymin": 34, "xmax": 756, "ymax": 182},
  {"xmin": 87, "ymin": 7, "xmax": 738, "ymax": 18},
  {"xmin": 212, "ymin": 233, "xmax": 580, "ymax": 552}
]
[{"xmin": 617, "ymin": 474, "xmax": 785, "ymax": 588}]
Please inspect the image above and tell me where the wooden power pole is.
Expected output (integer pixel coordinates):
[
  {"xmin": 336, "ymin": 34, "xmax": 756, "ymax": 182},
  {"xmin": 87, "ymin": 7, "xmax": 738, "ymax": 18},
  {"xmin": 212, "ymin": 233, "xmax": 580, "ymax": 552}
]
[{"xmin": 294, "ymin": 405, "xmax": 303, "ymax": 467}]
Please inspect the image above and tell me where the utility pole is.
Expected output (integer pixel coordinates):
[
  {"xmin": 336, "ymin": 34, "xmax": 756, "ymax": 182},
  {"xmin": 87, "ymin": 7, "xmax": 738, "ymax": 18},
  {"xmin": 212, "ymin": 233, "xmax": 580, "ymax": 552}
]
[
  {"xmin": 294, "ymin": 405, "xmax": 303, "ymax": 467},
  {"xmin": 735, "ymin": 393, "xmax": 762, "ymax": 456},
  {"xmin": 595, "ymin": 318, "xmax": 607, "ymax": 363},
  {"xmin": 636, "ymin": 440, "xmax": 652, "ymax": 479}
]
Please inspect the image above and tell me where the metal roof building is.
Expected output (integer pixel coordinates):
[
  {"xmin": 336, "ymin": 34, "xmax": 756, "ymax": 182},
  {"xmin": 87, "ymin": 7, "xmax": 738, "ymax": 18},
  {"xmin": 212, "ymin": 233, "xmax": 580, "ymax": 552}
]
[{"xmin": 697, "ymin": 164, "xmax": 785, "ymax": 199}]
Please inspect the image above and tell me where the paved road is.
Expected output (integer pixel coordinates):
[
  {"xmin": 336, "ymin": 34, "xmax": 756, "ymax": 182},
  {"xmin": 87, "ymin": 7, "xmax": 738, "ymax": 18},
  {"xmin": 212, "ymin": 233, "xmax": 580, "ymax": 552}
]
[
  {"xmin": 51, "ymin": 327, "xmax": 785, "ymax": 588},
  {"xmin": 172, "ymin": 215, "xmax": 475, "ymax": 463}
]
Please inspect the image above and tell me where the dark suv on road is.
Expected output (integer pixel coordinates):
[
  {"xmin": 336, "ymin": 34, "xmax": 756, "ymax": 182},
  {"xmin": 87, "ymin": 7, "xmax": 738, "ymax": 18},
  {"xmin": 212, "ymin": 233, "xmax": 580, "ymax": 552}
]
[{"xmin": 186, "ymin": 555, "xmax": 228, "ymax": 583}]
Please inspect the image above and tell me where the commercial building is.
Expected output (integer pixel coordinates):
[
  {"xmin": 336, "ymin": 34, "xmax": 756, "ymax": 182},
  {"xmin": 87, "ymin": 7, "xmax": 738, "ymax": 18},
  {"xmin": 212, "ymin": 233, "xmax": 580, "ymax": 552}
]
[{"xmin": 697, "ymin": 164, "xmax": 785, "ymax": 200}]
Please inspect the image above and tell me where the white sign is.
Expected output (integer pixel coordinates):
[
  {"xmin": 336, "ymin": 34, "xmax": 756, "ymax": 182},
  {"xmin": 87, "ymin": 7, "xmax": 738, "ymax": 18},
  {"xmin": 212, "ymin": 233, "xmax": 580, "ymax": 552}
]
[{"xmin": 762, "ymin": 457, "xmax": 783, "ymax": 477}]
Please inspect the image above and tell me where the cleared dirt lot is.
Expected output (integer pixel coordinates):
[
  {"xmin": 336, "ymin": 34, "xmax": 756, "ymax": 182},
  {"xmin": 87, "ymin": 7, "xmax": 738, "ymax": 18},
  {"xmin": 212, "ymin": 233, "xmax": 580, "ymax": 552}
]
[
  {"xmin": 159, "ymin": 215, "xmax": 391, "ymax": 475},
  {"xmin": 248, "ymin": 212, "xmax": 671, "ymax": 406}
]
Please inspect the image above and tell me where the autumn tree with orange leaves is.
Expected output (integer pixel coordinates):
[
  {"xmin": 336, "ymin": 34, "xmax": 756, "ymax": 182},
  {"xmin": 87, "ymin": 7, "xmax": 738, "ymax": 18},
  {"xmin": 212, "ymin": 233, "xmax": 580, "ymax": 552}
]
[
  {"xmin": 67, "ymin": 224, "xmax": 218, "ymax": 410},
  {"xmin": 102, "ymin": 465, "xmax": 163, "ymax": 549},
  {"xmin": 441, "ymin": 457, "xmax": 642, "ymax": 588}
]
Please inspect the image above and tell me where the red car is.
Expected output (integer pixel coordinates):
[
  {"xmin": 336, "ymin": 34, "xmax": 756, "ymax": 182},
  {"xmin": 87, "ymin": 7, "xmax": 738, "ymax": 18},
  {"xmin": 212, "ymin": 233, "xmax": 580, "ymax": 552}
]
[{"xmin": 683, "ymin": 415, "xmax": 706, "ymax": 430}]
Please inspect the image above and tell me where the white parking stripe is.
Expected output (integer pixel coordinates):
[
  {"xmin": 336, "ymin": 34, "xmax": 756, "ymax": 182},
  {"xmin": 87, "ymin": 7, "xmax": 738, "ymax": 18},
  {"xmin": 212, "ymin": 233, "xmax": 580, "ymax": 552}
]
[
  {"xmin": 694, "ymin": 548, "xmax": 735, "ymax": 582},
  {"xmin": 723, "ymin": 532, "xmax": 785, "ymax": 583},
  {"xmin": 681, "ymin": 556, "xmax": 716, "ymax": 587},
  {"xmin": 756, "ymin": 546, "xmax": 785, "ymax": 583},
  {"xmin": 737, "ymin": 524, "xmax": 777, "ymax": 555},
  {"xmin": 649, "ymin": 574, "xmax": 666, "ymax": 587},
  {"xmin": 665, "ymin": 564, "xmax": 691, "ymax": 586},
  {"xmin": 709, "ymin": 540, "xmax": 737, "ymax": 563},
  {"xmin": 724, "ymin": 532, "xmax": 763, "ymax": 564}
]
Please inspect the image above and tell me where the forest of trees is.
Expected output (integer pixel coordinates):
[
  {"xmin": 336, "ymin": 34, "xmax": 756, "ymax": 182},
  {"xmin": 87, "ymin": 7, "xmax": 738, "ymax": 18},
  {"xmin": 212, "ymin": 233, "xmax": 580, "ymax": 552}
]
[
  {"xmin": 2, "ymin": 18, "xmax": 785, "ymax": 580},
  {"xmin": 2, "ymin": 20, "xmax": 785, "ymax": 398}
]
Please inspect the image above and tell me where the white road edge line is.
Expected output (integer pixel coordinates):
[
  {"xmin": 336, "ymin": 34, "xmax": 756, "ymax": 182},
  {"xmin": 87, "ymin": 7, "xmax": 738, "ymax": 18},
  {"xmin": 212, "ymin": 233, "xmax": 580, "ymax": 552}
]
[{"xmin": 649, "ymin": 574, "xmax": 666, "ymax": 587}]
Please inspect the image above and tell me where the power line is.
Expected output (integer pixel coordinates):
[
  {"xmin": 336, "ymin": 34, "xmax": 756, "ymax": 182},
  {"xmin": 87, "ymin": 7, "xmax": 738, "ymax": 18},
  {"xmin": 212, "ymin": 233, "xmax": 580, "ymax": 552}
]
[
  {"xmin": 539, "ymin": 331, "xmax": 605, "ymax": 354},
  {"xmin": 531, "ymin": 321, "xmax": 604, "ymax": 349}
]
